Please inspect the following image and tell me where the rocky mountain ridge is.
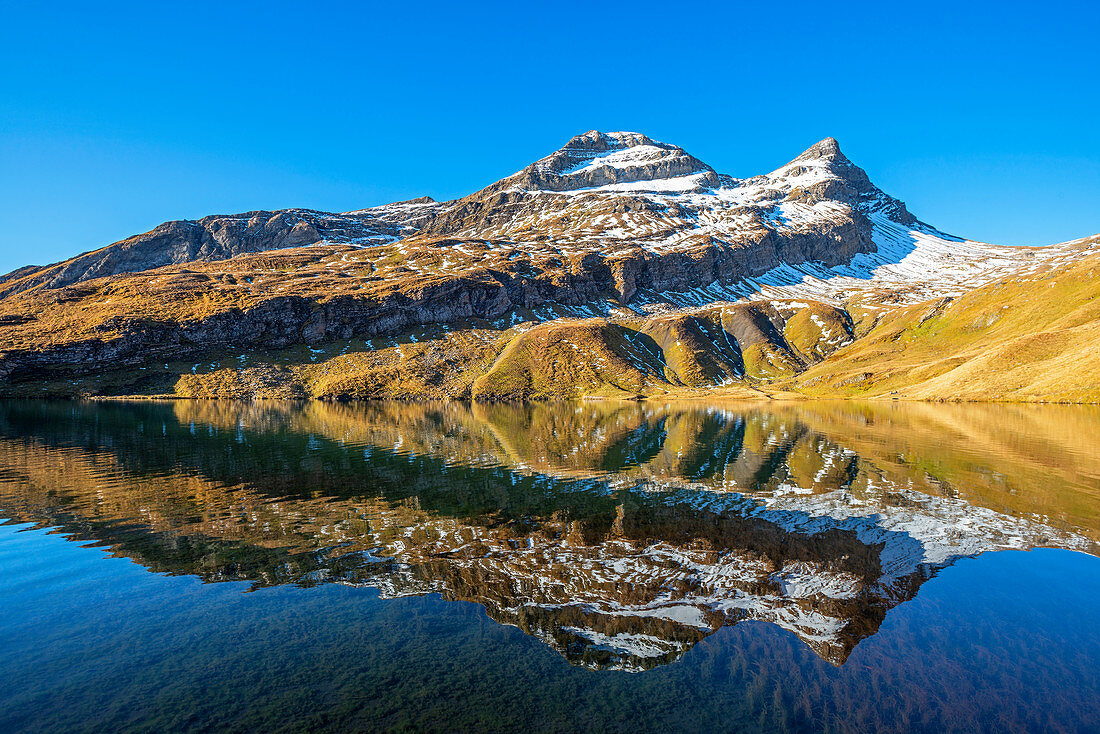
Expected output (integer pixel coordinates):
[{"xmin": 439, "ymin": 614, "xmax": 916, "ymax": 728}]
[{"xmin": 0, "ymin": 131, "xmax": 911, "ymax": 296}]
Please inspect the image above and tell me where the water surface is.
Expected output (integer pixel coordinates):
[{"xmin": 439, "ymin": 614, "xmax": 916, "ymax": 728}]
[{"xmin": 0, "ymin": 400, "xmax": 1098, "ymax": 732}]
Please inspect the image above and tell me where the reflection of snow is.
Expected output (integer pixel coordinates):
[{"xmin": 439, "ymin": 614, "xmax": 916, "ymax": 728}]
[{"xmin": 361, "ymin": 472, "xmax": 1092, "ymax": 671}]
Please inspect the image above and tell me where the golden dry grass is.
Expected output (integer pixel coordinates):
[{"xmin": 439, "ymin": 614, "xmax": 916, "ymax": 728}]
[
  {"xmin": 3, "ymin": 238, "xmax": 1099, "ymax": 403},
  {"xmin": 791, "ymin": 251, "xmax": 1100, "ymax": 402}
]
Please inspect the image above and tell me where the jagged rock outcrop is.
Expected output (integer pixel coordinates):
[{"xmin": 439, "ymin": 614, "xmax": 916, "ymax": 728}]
[
  {"xmin": 777, "ymin": 136, "xmax": 918, "ymax": 223},
  {"xmin": 478, "ymin": 130, "xmax": 721, "ymax": 193}
]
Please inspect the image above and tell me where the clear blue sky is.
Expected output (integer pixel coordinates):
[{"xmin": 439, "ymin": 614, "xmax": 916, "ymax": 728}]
[{"xmin": 2, "ymin": 0, "xmax": 1098, "ymax": 274}]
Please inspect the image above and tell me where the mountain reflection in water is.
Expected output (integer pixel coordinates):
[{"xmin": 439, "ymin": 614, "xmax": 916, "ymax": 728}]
[{"xmin": 0, "ymin": 400, "xmax": 1097, "ymax": 672}]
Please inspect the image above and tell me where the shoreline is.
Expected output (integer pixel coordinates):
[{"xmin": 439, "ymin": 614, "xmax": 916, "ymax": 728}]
[{"xmin": 7, "ymin": 391, "xmax": 1096, "ymax": 406}]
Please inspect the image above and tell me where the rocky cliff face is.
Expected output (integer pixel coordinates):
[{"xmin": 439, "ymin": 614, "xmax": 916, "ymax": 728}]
[{"xmin": 0, "ymin": 205, "xmax": 442, "ymax": 297}]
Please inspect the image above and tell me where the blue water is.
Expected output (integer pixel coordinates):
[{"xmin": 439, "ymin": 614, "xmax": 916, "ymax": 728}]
[
  {"xmin": 1, "ymin": 524, "xmax": 1097, "ymax": 733},
  {"xmin": 0, "ymin": 400, "xmax": 1098, "ymax": 732}
]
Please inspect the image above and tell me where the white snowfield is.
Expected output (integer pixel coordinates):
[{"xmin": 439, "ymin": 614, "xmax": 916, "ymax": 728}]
[
  {"xmin": 740, "ymin": 216, "xmax": 1095, "ymax": 307},
  {"xmin": 558, "ymin": 143, "xmax": 679, "ymax": 177}
]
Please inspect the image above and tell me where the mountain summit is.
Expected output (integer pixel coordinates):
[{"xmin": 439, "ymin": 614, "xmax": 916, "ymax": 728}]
[
  {"xmin": 485, "ymin": 129, "xmax": 720, "ymax": 194},
  {"xmin": 793, "ymin": 136, "xmax": 844, "ymax": 161}
]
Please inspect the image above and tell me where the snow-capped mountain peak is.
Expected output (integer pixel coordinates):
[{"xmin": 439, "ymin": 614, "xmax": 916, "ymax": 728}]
[
  {"xmin": 485, "ymin": 129, "xmax": 720, "ymax": 194},
  {"xmin": 764, "ymin": 137, "xmax": 876, "ymax": 196},
  {"xmin": 792, "ymin": 136, "xmax": 844, "ymax": 162}
]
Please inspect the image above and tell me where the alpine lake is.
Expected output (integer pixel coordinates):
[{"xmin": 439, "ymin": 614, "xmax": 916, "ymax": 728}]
[{"xmin": 0, "ymin": 399, "xmax": 1098, "ymax": 733}]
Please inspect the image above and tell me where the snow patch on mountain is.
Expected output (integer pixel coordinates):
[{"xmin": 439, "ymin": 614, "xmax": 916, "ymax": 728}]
[{"xmin": 559, "ymin": 143, "xmax": 673, "ymax": 176}]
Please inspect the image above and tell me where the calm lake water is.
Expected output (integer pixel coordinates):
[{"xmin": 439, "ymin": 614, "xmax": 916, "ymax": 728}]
[{"xmin": 0, "ymin": 399, "xmax": 1098, "ymax": 732}]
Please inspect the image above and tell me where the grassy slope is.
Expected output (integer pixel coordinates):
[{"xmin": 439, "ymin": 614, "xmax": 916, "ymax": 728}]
[
  {"xmin": 789, "ymin": 250, "xmax": 1100, "ymax": 402},
  {"xmin": 3, "ymin": 242, "xmax": 1098, "ymax": 403},
  {"xmin": 471, "ymin": 319, "xmax": 665, "ymax": 401},
  {"xmin": 470, "ymin": 303, "xmax": 846, "ymax": 401}
]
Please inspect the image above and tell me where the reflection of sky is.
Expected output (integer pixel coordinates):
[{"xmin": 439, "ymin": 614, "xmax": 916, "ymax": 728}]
[{"xmin": 1, "ymin": 523, "xmax": 1098, "ymax": 733}]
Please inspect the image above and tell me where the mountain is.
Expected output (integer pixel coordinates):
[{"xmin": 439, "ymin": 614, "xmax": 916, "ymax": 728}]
[{"xmin": 0, "ymin": 130, "xmax": 1097, "ymax": 401}]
